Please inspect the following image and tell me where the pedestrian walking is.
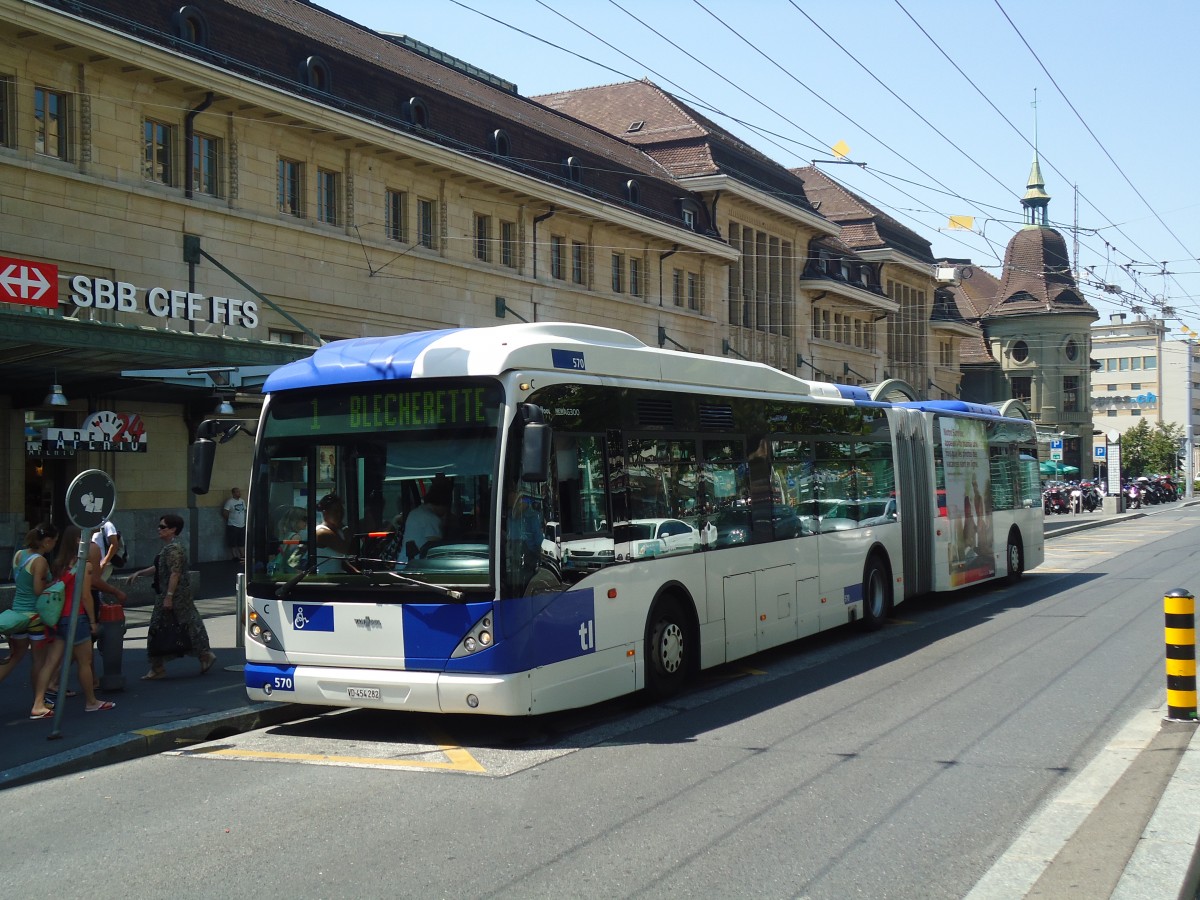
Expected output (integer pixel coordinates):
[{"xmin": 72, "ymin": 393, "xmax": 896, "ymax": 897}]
[
  {"xmin": 0, "ymin": 525, "xmax": 58, "ymax": 706},
  {"xmin": 91, "ymin": 518, "xmax": 121, "ymax": 583},
  {"xmin": 128, "ymin": 514, "xmax": 217, "ymax": 680},
  {"xmin": 35, "ymin": 525, "xmax": 126, "ymax": 707},
  {"xmin": 28, "ymin": 526, "xmax": 115, "ymax": 718},
  {"xmin": 222, "ymin": 486, "xmax": 246, "ymax": 562}
]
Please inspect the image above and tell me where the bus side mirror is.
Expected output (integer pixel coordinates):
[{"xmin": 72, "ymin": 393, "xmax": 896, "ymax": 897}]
[
  {"xmin": 521, "ymin": 422, "xmax": 551, "ymax": 482},
  {"xmin": 189, "ymin": 438, "xmax": 216, "ymax": 495}
]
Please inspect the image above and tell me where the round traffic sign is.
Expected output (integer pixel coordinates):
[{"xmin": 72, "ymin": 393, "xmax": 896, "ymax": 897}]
[{"xmin": 66, "ymin": 468, "xmax": 117, "ymax": 529}]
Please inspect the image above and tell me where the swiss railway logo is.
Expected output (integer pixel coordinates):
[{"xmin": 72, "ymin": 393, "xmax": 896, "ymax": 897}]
[{"xmin": 0, "ymin": 256, "xmax": 58, "ymax": 308}]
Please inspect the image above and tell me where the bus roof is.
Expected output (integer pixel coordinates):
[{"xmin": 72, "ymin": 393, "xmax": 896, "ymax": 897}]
[
  {"xmin": 263, "ymin": 323, "xmax": 847, "ymax": 400},
  {"xmin": 895, "ymin": 399, "xmax": 1018, "ymax": 420}
]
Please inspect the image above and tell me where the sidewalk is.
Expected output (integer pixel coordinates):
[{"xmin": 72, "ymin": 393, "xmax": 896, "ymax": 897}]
[{"xmin": 0, "ymin": 561, "xmax": 314, "ymax": 788}]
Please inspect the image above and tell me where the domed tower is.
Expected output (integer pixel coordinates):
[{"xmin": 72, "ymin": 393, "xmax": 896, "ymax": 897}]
[{"xmin": 981, "ymin": 157, "xmax": 1098, "ymax": 475}]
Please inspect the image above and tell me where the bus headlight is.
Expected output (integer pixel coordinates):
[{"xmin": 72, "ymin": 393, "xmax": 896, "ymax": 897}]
[
  {"xmin": 247, "ymin": 604, "xmax": 283, "ymax": 650},
  {"xmin": 451, "ymin": 613, "xmax": 494, "ymax": 658}
]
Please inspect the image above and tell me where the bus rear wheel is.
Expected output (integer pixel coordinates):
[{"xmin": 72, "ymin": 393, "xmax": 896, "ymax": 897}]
[
  {"xmin": 1005, "ymin": 532, "xmax": 1024, "ymax": 584},
  {"xmin": 645, "ymin": 596, "xmax": 689, "ymax": 699},
  {"xmin": 859, "ymin": 555, "xmax": 892, "ymax": 631}
]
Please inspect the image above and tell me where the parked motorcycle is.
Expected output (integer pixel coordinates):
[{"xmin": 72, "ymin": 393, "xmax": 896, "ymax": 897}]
[
  {"xmin": 1078, "ymin": 481, "xmax": 1101, "ymax": 512},
  {"xmin": 1138, "ymin": 476, "xmax": 1160, "ymax": 505},
  {"xmin": 1154, "ymin": 476, "xmax": 1178, "ymax": 502},
  {"xmin": 1123, "ymin": 481, "xmax": 1142, "ymax": 509},
  {"xmin": 1043, "ymin": 484, "xmax": 1070, "ymax": 515}
]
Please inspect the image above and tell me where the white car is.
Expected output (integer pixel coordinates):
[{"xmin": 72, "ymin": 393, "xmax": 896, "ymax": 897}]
[{"xmin": 615, "ymin": 518, "xmax": 701, "ymax": 560}]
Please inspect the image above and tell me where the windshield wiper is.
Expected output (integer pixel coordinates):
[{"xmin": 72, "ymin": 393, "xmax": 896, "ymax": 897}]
[
  {"xmin": 274, "ymin": 554, "xmax": 350, "ymax": 600},
  {"xmin": 359, "ymin": 568, "xmax": 463, "ymax": 600}
]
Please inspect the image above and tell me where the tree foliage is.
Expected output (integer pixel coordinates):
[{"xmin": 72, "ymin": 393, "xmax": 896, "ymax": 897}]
[{"xmin": 1119, "ymin": 420, "xmax": 1184, "ymax": 477}]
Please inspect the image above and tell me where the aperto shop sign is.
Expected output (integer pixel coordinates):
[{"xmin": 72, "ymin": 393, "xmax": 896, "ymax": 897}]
[{"xmin": 26, "ymin": 410, "xmax": 148, "ymax": 458}]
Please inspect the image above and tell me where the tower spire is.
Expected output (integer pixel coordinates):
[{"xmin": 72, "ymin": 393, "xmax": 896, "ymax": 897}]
[{"xmin": 1022, "ymin": 89, "xmax": 1050, "ymax": 226}]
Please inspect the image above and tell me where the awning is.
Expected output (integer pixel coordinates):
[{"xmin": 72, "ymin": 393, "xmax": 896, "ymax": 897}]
[{"xmin": 0, "ymin": 305, "xmax": 311, "ymax": 409}]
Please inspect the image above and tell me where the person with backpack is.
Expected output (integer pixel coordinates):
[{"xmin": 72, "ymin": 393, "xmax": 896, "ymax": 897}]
[
  {"xmin": 91, "ymin": 518, "xmax": 123, "ymax": 583},
  {"xmin": 0, "ymin": 525, "xmax": 59, "ymax": 708},
  {"xmin": 28, "ymin": 526, "xmax": 116, "ymax": 718}
]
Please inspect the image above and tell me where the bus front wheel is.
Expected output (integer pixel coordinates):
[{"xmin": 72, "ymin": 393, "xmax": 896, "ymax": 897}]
[
  {"xmin": 859, "ymin": 555, "xmax": 892, "ymax": 631},
  {"xmin": 645, "ymin": 596, "xmax": 689, "ymax": 699}
]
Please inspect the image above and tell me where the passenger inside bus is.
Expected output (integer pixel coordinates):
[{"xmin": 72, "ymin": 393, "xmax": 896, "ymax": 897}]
[
  {"xmin": 315, "ymin": 493, "xmax": 355, "ymax": 573},
  {"xmin": 401, "ymin": 474, "xmax": 453, "ymax": 562}
]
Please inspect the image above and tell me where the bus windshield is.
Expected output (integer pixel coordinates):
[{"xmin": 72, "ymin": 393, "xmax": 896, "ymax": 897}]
[{"xmin": 248, "ymin": 378, "xmax": 504, "ymax": 597}]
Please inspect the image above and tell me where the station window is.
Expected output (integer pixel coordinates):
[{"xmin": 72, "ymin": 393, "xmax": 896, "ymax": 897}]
[{"xmin": 144, "ymin": 119, "xmax": 175, "ymax": 185}]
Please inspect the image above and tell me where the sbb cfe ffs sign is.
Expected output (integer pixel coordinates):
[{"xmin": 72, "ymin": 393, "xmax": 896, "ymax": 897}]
[{"xmin": 69, "ymin": 276, "xmax": 258, "ymax": 327}]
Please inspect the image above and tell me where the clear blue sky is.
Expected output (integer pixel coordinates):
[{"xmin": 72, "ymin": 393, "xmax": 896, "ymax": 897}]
[{"xmin": 323, "ymin": 0, "xmax": 1200, "ymax": 328}]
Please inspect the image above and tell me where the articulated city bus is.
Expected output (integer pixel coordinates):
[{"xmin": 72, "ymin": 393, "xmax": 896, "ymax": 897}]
[{"xmin": 194, "ymin": 322, "xmax": 1043, "ymax": 715}]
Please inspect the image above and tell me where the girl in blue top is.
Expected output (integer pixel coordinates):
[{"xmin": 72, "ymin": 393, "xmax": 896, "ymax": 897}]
[{"xmin": 0, "ymin": 524, "xmax": 59, "ymax": 709}]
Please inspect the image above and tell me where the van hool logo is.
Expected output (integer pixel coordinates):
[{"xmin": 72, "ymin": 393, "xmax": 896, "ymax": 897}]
[{"xmin": 354, "ymin": 616, "xmax": 383, "ymax": 631}]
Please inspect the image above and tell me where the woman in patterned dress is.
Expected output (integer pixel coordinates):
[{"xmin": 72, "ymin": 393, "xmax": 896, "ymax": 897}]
[{"xmin": 128, "ymin": 513, "xmax": 216, "ymax": 679}]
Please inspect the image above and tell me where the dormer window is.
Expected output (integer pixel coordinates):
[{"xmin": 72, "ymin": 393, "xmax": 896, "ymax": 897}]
[
  {"xmin": 1011, "ymin": 340, "xmax": 1030, "ymax": 363},
  {"xmin": 677, "ymin": 198, "xmax": 701, "ymax": 231},
  {"xmin": 173, "ymin": 5, "xmax": 209, "ymax": 46},
  {"xmin": 563, "ymin": 155, "xmax": 583, "ymax": 183},
  {"xmin": 625, "ymin": 179, "xmax": 640, "ymax": 205},
  {"xmin": 407, "ymin": 97, "xmax": 429, "ymax": 129},
  {"xmin": 300, "ymin": 55, "xmax": 332, "ymax": 92},
  {"xmin": 489, "ymin": 129, "xmax": 511, "ymax": 157}
]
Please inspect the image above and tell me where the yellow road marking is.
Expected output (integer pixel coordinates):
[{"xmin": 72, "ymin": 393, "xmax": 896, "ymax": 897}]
[
  {"xmin": 201, "ymin": 742, "xmax": 486, "ymax": 772},
  {"xmin": 132, "ymin": 728, "xmax": 164, "ymax": 736}
]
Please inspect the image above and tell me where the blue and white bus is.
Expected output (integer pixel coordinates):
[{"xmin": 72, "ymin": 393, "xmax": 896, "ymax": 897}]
[{"xmin": 202, "ymin": 322, "xmax": 1043, "ymax": 715}]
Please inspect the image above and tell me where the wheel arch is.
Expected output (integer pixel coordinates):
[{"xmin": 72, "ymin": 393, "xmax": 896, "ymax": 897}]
[{"xmin": 649, "ymin": 580, "xmax": 700, "ymax": 665}]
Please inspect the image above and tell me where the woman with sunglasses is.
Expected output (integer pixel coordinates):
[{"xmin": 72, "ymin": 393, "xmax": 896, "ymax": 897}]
[{"xmin": 128, "ymin": 514, "xmax": 217, "ymax": 679}]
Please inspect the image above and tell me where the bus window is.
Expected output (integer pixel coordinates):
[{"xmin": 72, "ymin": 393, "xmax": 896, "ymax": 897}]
[{"xmin": 703, "ymin": 438, "xmax": 748, "ymax": 547}]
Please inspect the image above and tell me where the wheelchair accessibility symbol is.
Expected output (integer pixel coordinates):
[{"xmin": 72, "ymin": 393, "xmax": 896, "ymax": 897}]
[{"xmin": 289, "ymin": 604, "xmax": 333, "ymax": 632}]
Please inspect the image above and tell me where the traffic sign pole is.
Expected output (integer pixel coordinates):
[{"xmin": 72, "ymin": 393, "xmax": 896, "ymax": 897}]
[{"xmin": 49, "ymin": 469, "xmax": 117, "ymax": 739}]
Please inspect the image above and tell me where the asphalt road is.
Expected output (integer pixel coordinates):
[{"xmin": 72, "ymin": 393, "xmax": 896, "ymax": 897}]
[{"xmin": 4, "ymin": 506, "xmax": 1199, "ymax": 899}]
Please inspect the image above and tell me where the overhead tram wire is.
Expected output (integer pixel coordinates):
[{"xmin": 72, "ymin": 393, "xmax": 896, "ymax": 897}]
[
  {"xmin": 892, "ymin": 0, "xmax": 1179, "ymax": 309},
  {"xmin": 439, "ymin": 1, "xmax": 1140, "ymax": 308},
  {"xmin": 595, "ymin": 0, "xmax": 1009, "ymax": 264},
  {"xmin": 993, "ymin": 0, "xmax": 1198, "ymax": 300},
  {"xmin": 686, "ymin": 0, "xmax": 1009, "ymax": 262},
  {"xmin": 533, "ymin": 0, "xmax": 838, "ymax": 161},
  {"xmin": 787, "ymin": 0, "xmax": 1020, "ymax": 205},
  {"xmin": 454, "ymin": 0, "xmax": 1001, "ymax": 263},
  {"xmin": 597, "ymin": 0, "xmax": 1002, "ymax": 259}
]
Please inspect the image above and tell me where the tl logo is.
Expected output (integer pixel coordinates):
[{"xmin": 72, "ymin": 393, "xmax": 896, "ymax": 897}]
[{"xmin": 577, "ymin": 618, "xmax": 596, "ymax": 651}]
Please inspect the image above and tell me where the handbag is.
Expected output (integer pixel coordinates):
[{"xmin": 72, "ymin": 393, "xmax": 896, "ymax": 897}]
[
  {"xmin": 0, "ymin": 608, "xmax": 35, "ymax": 635},
  {"xmin": 148, "ymin": 610, "xmax": 192, "ymax": 656},
  {"xmin": 35, "ymin": 580, "xmax": 67, "ymax": 627}
]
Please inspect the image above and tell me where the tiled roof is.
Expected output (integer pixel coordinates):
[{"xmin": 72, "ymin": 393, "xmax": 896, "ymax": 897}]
[
  {"xmin": 933, "ymin": 264, "xmax": 997, "ymax": 365},
  {"xmin": 793, "ymin": 166, "xmax": 933, "ymax": 262},
  {"xmin": 643, "ymin": 142, "xmax": 720, "ymax": 178},
  {"xmin": 535, "ymin": 80, "xmax": 709, "ymax": 146},
  {"xmin": 958, "ymin": 333, "xmax": 995, "ymax": 366},
  {"xmin": 534, "ymin": 80, "xmax": 818, "ymax": 210},
  {"xmin": 988, "ymin": 226, "xmax": 1099, "ymax": 319}
]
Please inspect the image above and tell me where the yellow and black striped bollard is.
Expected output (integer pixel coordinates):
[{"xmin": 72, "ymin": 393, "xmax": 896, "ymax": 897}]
[{"xmin": 1165, "ymin": 589, "xmax": 1197, "ymax": 722}]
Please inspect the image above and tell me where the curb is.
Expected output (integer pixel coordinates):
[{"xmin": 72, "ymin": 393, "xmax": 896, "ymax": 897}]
[
  {"xmin": 0, "ymin": 701, "xmax": 324, "ymax": 790},
  {"xmin": 1110, "ymin": 723, "xmax": 1200, "ymax": 900}
]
